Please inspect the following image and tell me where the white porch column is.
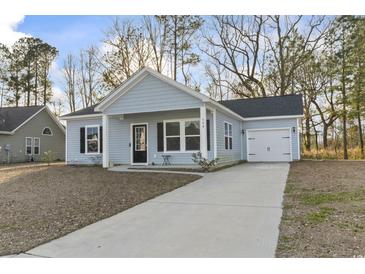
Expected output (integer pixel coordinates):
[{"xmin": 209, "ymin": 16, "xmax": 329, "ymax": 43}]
[
  {"xmin": 212, "ymin": 108, "xmax": 217, "ymax": 159},
  {"xmin": 102, "ymin": 114, "xmax": 109, "ymax": 168},
  {"xmin": 200, "ymin": 104, "xmax": 208, "ymax": 158}
]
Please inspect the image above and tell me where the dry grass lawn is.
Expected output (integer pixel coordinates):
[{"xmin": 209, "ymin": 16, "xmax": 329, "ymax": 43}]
[
  {"xmin": 276, "ymin": 161, "xmax": 365, "ymax": 257},
  {"xmin": 0, "ymin": 165, "xmax": 200, "ymax": 256}
]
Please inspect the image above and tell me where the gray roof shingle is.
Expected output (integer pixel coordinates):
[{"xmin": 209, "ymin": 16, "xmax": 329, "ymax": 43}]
[
  {"xmin": 219, "ymin": 94, "xmax": 303, "ymax": 118},
  {"xmin": 61, "ymin": 104, "xmax": 101, "ymax": 118},
  {"xmin": 0, "ymin": 106, "xmax": 44, "ymax": 132}
]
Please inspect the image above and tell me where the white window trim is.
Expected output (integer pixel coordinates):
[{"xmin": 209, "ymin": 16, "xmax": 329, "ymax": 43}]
[
  {"xmin": 33, "ymin": 137, "xmax": 40, "ymax": 155},
  {"xmin": 85, "ymin": 125, "xmax": 100, "ymax": 155},
  {"xmin": 163, "ymin": 118, "xmax": 200, "ymax": 153},
  {"xmin": 25, "ymin": 137, "xmax": 32, "ymax": 155},
  {"xmin": 224, "ymin": 121, "xmax": 233, "ymax": 150},
  {"xmin": 42, "ymin": 127, "xmax": 53, "ymax": 136}
]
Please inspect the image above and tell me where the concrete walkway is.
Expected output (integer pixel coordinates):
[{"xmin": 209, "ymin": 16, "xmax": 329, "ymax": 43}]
[{"xmin": 23, "ymin": 163, "xmax": 289, "ymax": 258}]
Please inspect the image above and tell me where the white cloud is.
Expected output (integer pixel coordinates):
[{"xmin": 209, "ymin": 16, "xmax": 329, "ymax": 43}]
[{"xmin": 0, "ymin": 14, "xmax": 30, "ymax": 46}]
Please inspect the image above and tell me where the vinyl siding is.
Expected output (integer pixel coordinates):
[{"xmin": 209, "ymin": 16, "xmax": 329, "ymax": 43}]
[
  {"xmin": 108, "ymin": 109, "xmax": 214, "ymax": 165},
  {"xmin": 215, "ymin": 110, "xmax": 243, "ymax": 163},
  {"xmin": 242, "ymin": 118, "xmax": 300, "ymax": 160},
  {"xmin": 0, "ymin": 109, "xmax": 65, "ymax": 163},
  {"xmin": 104, "ymin": 74, "xmax": 202, "ymax": 115},
  {"xmin": 66, "ymin": 118, "xmax": 102, "ymax": 165}
]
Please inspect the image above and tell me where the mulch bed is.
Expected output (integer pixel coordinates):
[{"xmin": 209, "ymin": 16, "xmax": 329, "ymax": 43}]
[
  {"xmin": 276, "ymin": 161, "xmax": 365, "ymax": 257},
  {"xmin": 0, "ymin": 166, "xmax": 200, "ymax": 255}
]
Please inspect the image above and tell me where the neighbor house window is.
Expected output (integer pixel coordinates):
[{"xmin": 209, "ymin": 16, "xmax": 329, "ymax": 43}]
[
  {"xmin": 165, "ymin": 121, "xmax": 180, "ymax": 151},
  {"xmin": 86, "ymin": 126, "xmax": 99, "ymax": 154},
  {"xmin": 185, "ymin": 120, "xmax": 200, "ymax": 151},
  {"xmin": 42, "ymin": 127, "xmax": 53, "ymax": 136},
  {"xmin": 33, "ymin": 138, "xmax": 40, "ymax": 155},
  {"xmin": 164, "ymin": 119, "xmax": 200, "ymax": 152},
  {"xmin": 224, "ymin": 122, "xmax": 233, "ymax": 150},
  {"xmin": 25, "ymin": 137, "xmax": 32, "ymax": 155}
]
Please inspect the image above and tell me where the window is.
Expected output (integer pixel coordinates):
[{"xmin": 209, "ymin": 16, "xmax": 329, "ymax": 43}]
[
  {"xmin": 33, "ymin": 138, "xmax": 40, "ymax": 155},
  {"xmin": 25, "ymin": 137, "xmax": 32, "ymax": 155},
  {"xmin": 164, "ymin": 119, "xmax": 200, "ymax": 152},
  {"xmin": 224, "ymin": 122, "xmax": 233, "ymax": 150},
  {"xmin": 42, "ymin": 127, "xmax": 53, "ymax": 136},
  {"xmin": 185, "ymin": 120, "xmax": 200, "ymax": 151},
  {"xmin": 25, "ymin": 137, "xmax": 40, "ymax": 155},
  {"xmin": 165, "ymin": 122, "xmax": 180, "ymax": 151},
  {"xmin": 86, "ymin": 126, "xmax": 99, "ymax": 154}
]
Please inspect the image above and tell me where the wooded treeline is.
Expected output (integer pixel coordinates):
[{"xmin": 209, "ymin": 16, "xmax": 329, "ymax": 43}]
[{"xmin": 1, "ymin": 15, "xmax": 365, "ymax": 159}]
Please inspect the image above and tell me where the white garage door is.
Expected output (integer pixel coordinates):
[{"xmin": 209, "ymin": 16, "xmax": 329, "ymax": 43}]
[{"xmin": 247, "ymin": 129, "xmax": 291, "ymax": 162}]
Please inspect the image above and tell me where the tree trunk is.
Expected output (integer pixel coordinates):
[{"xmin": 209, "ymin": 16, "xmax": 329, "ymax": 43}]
[
  {"xmin": 34, "ymin": 60, "xmax": 38, "ymax": 106},
  {"xmin": 305, "ymin": 116, "xmax": 311, "ymax": 151},
  {"xmin": 357, "ymin": 110, "xmax": 364, "ymax": 159},
  {"xmin": 323, "ymin": 124, "xmax": 328, "ymax": 149},
  {"xmin": 341, "ymin": 31, "xmax": 348, "ymax": 160},
  {"xmin": 173, "ymin": 17, "xmax": 177, "ymax": 81},
  {"xmin": 43, "ymin": 69, "xmax": 47, "ymax": 105}
]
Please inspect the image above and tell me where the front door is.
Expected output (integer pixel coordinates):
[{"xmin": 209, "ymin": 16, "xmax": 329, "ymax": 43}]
[{"xmin": 132, "ymin": 124, "xmax": 147, "ymax": 164}]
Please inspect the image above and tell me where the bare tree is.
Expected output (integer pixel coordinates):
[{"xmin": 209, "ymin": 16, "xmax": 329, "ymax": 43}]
[
  {"xmin": 203, "ymin": 16, "xmax": 267, "ymax": 98},
  {"xmin": 102, "ymin": 18, "xmax": 152, "ymax": 89},
  {"xmin": 143, "ymin": 16, "xmax": 168, "ymax": 73},
  {"xmin": 79, "ymin": 47, "xmax": 104, "ymax": 108},
  {"xmin": 265, "ymin": 15, "xmax": 329, "ymax": 96},
  {"xmin": 63, "ymin": 53, "xmax": 77, "ymax": 112}
]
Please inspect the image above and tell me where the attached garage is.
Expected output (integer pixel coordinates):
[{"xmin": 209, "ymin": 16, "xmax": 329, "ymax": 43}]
[
  {"xmin": 220, "ymin": 95, "xmax": 303, "ymax": 163},
  {"xmin": 246, "ymin": 128, "xmax": 292, "ymax": 162}
]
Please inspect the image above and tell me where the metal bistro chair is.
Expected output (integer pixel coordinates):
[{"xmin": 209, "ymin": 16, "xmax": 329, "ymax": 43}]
[{"xmin": 162, "ymin": 154, "xmax": 171, "ymax": 166}]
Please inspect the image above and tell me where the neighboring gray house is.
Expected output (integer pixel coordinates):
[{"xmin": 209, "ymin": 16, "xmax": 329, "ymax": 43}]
[
  {"xmin": 0, "ymin": 106, "xmax": 65, "ymax": 163},
  {"xmin": 62, "ymin": 67, "xmax": 303, "ymax": 167}
]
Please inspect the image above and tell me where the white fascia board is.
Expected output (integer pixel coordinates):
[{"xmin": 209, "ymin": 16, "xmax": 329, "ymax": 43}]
[
  {"xmin": 60, "ymin": 114, "xmax": 103, "ymax": 121},
  {"xmin": 0, "ymin": 131, "xmax": 12, "ymax": 135},
  {"xmin": 243, "ymin": 115, "xmax": 304, "ymax": 121}
]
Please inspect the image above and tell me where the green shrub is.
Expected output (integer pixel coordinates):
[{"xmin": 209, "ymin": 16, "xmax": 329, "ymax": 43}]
[
  {"xmin": 192, "ymin": 152, "xmax": 219, "ymax": 172},
  {"xmin": 42, "ymin": 150, "xmax": 55, "ymax": 166}
]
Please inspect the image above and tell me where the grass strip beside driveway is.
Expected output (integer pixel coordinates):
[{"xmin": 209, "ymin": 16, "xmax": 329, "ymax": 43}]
[
  {"xmin": 0, "ymin": 166, "xmax": 200, "ymax": 255},
  {"xmin": 276, "ymin": 161, "xmax": 365, "ymax": 257}
]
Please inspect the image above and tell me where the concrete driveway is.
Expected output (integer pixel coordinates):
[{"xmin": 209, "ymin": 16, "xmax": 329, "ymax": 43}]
[{"xmin": 25, "ymin": 163, "xmax": 289, "ymax": 258}]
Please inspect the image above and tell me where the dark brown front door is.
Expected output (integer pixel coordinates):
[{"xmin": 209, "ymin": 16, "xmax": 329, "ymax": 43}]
[{"xmin": 133, "ymin": 124, "xmax": 147, "ymax": 164}]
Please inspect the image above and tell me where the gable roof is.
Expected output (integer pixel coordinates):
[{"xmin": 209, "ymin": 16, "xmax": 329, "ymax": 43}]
[
  {"xmin": 62, "ymin": 67, "xmax": 245, "ymax": 121},
  {"xmin": 219, "ymin": 94, "xmax": 303, "ymax": 119},
  {"xmin": 61, "ymin": 68, "xmax": 303, "ymax": 121},
  {"xmin": 0, "ymin": 106, "xmax": 65, "ymax": 135},
  {"xmin": 94, "ymin": 67, "xmax": 211, "ymax": 112}
]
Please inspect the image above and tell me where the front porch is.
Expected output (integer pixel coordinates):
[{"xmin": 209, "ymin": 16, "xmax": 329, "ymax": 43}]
[{"xmin": 102, "ymin": 106, "xmax": 217, "ymax": 168}]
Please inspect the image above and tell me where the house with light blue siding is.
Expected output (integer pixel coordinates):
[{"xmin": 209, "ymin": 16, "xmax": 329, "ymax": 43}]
[{"xmin": 61, "ymin": 67, "xmax": 303, "ymax": 167}]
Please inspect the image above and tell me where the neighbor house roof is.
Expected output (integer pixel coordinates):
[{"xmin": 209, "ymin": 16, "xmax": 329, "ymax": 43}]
[
  {"xmin": 219, "ymin": 94, "xmax": 303, "ymax": 119},
  {"xmin": 61, "ymin": 104, "xmax": 101, "ymax": 118},
  {"xmin": 0, "ymin": 106, "xmax": 44, "ymax": 132},
  {"xmin": 0, "ymin": 105, "xmax": 65, "ymax": 135}
]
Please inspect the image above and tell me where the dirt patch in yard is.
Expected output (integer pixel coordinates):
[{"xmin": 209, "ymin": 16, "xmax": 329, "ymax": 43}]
[
  {"xmin": 276, "ymin": 161, "xmax": 365, "ymax": 257},
  {"xmin": 0, "ymin": 166, "xmax": 200, "ymax": 256}
]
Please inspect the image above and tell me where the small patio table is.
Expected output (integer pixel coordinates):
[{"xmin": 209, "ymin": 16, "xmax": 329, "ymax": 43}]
[{"xmin": 162, "ymin": 155, "xmax": 171, "ymax": 166}]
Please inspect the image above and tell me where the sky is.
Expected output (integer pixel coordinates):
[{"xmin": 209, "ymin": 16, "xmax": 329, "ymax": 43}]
[{"xmin": 0, "ymin": 15, "xmax": 138, "ymax": 111}]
